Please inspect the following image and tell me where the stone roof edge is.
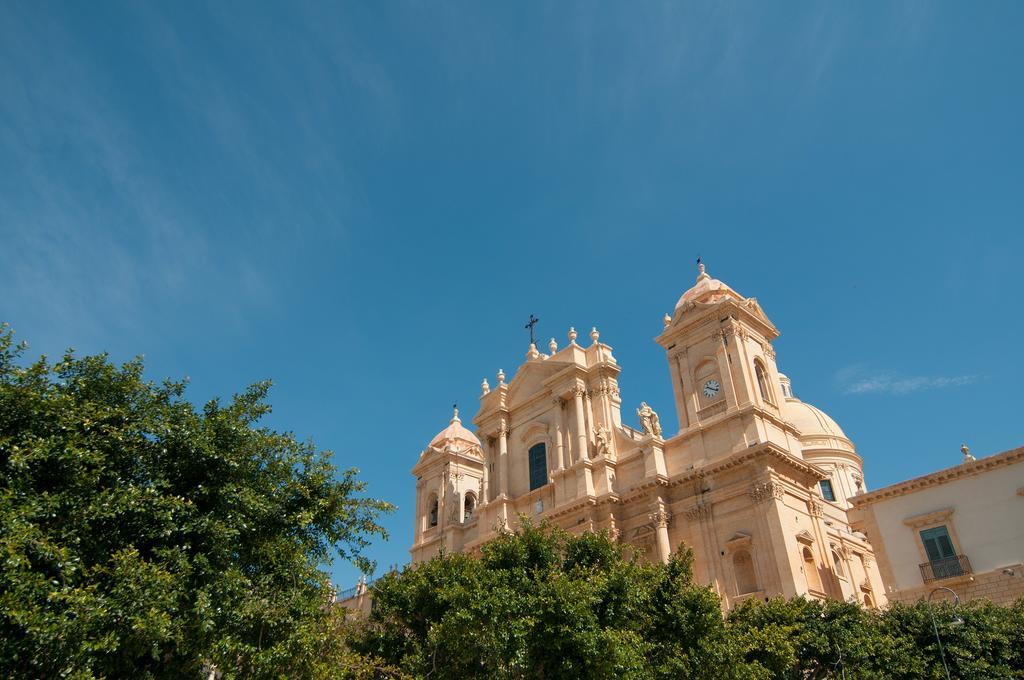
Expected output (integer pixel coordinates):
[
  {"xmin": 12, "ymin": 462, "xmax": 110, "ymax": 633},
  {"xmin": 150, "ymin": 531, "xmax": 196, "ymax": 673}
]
[{"xmin": 850, "ymin": 445, "xmax": 1024, "ymax": 507}]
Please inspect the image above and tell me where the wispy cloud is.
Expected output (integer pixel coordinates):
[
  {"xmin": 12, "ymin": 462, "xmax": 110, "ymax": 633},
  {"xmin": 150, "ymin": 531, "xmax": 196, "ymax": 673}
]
[{"xmin": 837, "ymin": 364, "xmax": 980, "ymax": 395}]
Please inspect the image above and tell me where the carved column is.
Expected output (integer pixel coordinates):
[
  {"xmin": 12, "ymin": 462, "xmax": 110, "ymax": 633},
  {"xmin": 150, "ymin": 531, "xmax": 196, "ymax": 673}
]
[
  {"xmin": 727, "ymin": 325, "xmax": 755, "ymax": 407},
  {"xmin": 713, "ymin": 329, "xmax": 740, "ymax": 410},
  {"xmin": 584, "ymin": 389, "xmax": 596, "ymax": 449},
  {"xmin": 481, "ymin": 440, "xmax": 490, "ymax": 503},
  {"xmin": 749, "ymin": 479, "xmax": 800, "ymax": 598},
  {"xmin": 498, "ymin": 419, "xmax": 509, "ymax": 497},
  {"xmin": 573, "ymin": 386, "xmax": 588, "ymax": 463},
  {"xmin": 651, "ymin": 505, "xmax": 673, "ymax": 564},
  {"xmin": 553, "ymin": 398, "xmax": 566, "ymax": 470}
]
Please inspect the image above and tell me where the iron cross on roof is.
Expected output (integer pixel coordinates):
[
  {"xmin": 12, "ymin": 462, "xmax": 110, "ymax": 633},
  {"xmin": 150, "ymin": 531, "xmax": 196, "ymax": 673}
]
[{"xmin": 524, "ymin": 314, "xmax": 539, "ymax": 347}]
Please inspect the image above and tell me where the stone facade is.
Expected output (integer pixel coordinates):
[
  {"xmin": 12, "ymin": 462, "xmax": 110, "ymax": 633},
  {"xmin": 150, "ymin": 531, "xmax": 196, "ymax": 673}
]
[
  {"xmin": 850, "ymin": 446, "xmax": 1024, "ymax": 606},
  {"xmin": 410, "ymin": 264, "xmax": 886, "ymax": 609}
]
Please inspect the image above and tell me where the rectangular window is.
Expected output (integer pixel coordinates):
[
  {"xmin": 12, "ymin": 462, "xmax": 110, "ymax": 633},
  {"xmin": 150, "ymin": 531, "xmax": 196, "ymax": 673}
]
[
  {"xmin": 528, "ymin": 443, "xmax": 548, "ymax": 491},
  {"xmin": 819, "ymin": 479, "xmax": 836, "ymax": 502},
  {"xmin": 920, "ymin": 526, "xmax": 957, "ymax": 562}
]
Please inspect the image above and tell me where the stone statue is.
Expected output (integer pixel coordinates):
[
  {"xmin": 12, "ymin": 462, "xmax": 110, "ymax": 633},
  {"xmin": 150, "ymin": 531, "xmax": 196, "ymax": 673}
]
[
  {"xmin": 637, "ymin": 402, "xmax": 663, "ymax": 438},
  {"xmin": 961, "ymin": 443, "xmax": 975, "ymax": 463},
  {"xmin": 594, "ymin": 427, "xmax": 611, "ymax": 457}
]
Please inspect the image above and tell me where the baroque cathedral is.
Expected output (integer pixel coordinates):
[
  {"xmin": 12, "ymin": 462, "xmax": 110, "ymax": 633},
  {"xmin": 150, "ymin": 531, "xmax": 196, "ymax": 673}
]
[{"xmin": 410, "ymin": 264, "xmax": 885, "ymax": 608}]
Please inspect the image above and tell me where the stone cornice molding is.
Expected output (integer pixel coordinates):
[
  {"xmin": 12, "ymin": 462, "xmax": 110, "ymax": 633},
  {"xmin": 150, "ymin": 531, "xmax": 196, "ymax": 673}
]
[
  {"xmin": 661, "ymin": 402, "xmax": 804, "ymax": 447},
  {"xmin": 795, "ymin": 530, "xmax": 815, "ymax": 546},
  {"xmin": 902, "ymin": 507, "xmax": 954, "ymax": 530},
  {"xmin": 725, "ymin": 531, "xmax": 753, "ymax": 551},
  {"xmin": 657, "ymin": 298, "xmax": 779, "ymax": 347},
  {"xmin": 851, "ymin": 446, "xmax": 1024, "ymax": 507},
  {"xmin": 664, "ymin": 443, "xmax": 827, "ymax": 493},
  {"xmin": 519, "ymin": 421, "xmax": 550, "ymax": 443}
]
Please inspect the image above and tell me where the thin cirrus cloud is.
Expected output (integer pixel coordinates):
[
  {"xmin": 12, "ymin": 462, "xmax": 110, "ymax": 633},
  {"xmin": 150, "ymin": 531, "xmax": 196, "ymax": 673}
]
[{"xmin": 836, "ymin": 365, "xmax": 980, "ymax": 395}]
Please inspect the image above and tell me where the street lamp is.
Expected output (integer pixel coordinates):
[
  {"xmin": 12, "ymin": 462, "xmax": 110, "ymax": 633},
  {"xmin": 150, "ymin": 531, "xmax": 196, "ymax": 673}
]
[{"xmin": 927, "ymin": 587, "xmax": 962, "ymax": 680}]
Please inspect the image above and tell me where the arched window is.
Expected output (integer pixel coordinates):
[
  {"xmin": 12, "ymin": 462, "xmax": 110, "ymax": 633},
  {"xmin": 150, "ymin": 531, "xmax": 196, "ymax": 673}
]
[
  {"xmin": 528, "ymin": 443, "xmax": 548, "ymax": 491},
  {"xmin": 802, "ymin": 547, "xmax": 823, "ymax": 593},
  {"xmin": 428, "ymin": 496, "xmax": 438, "ymax": 528},
  {"xmin": 733, "ymin": 550, "xmax": 759, "ymax": 594},
  {"xmin": 831, "ymin": 550, "xmax": 845, "ymax": 578},
  {"xmin": 754, "ymin": 360, "xmax": 774, "ymax": 405},
  {"xmin": 463, "ymin": 492, "xmax": 476, "ymax": 521}
]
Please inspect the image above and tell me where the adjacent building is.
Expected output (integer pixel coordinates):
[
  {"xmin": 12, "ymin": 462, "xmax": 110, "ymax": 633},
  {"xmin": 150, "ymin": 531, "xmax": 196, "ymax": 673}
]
[
  {"xmin": 849, "ymin": 446, "xmax": 1024, "ymax": 605},
  {"xmin": 410, "ymin": 264, "xmax": 886, "ymax": 609}
]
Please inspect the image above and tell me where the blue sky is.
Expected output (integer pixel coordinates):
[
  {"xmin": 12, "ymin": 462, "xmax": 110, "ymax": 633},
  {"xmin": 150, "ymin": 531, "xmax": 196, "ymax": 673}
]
[{"xmin": 2, "ymin": 2, "xmax": 1022, "ymax": 589}]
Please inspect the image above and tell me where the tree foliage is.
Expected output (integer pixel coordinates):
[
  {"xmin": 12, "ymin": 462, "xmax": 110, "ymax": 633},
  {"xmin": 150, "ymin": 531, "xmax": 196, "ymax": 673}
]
[
  {"xmin": 351, "ymin": 519, "xmax": 751, "ymax": 679},
  {"xmin": 0, "ymin": 326, "xmax": 393, "ymax": 679},
  {"xmin": 352, "ymin": 520, "xmax": 1024, "ymax": 680}
]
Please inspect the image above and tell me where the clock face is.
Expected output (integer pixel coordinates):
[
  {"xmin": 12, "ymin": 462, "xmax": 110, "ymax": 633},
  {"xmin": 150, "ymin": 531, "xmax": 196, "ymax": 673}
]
[{"xmin": 703, "ymin": 379, "xmax": 721, "ymax": 399}]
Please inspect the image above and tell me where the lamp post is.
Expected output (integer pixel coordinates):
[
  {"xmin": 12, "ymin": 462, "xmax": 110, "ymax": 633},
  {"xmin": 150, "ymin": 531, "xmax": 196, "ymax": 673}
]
[{"xmin": 927, "ymin": 586, "xmax": 962, "ymax": 680}]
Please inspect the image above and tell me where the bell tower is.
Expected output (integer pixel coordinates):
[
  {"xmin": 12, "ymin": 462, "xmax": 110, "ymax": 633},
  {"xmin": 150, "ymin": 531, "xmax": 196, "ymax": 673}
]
[
  {"xmin": 655, "ymin": 262, "xmax": 789, "ymax": 455},
  {"xmin": 410, "ymin": 407, "xmax": 486, "ymax": 563}
]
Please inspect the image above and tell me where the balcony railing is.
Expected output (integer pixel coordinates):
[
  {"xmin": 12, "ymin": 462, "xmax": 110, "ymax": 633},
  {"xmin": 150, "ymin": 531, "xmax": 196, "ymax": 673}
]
[{"xmin": 920, "ymin": 555, "xmax": 972, "ymax": 583}]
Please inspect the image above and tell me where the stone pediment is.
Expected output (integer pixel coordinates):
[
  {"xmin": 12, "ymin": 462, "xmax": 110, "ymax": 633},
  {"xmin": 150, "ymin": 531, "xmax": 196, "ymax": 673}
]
[
  {"xmin": 505, "ymin": 359, "xmax": 569, "ymax": 408},
  {"xmin": 795, "ymin": 530, "xmax": 815, "ymax": 545}
]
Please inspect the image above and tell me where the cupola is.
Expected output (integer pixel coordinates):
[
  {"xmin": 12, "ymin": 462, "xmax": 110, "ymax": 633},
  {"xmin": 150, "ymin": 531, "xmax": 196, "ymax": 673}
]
[
  {"xmin": 428, "ymin": 406, "xmax": 481, "ymax": 450},
  {"xmin": 674, "ymin": 262, "xmax": 744, "ymax": 312}
]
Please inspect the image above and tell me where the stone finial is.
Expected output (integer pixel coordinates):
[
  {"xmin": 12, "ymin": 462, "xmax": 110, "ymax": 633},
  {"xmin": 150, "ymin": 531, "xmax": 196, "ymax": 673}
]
[
  {"xmin": 452, "ymin": 405, "xmax": 460, "ymax": 421},
  {"xmin": 549, "ymin": 337, "xmax": 558, "ymax": 353},
  {"xmin": 663, "ymin": 313, "xmax": 671, "ymax": 328},
  {"xmin": 590, "ymin": 327, "xmax": 600, "ymax": 344},
  {"xmin": 568, "ymin": 327, "xmax": 578, "ymax": 344},
  {"xmin": 526, "ymin": 343, "xmax": 540, "ymax": 360},
  {"xmin": 961, "ymin": 443, "xmax": 975, "ymax": 463},
  {"xmin": 481, "ymin": 378, "xmax": 490, "ymax": 395},
  {"xmin": 696, "ymin": 259, "xmax": 710, "ymax": 282},
  {"xmin": 497, "ymin": 368, "xmax": 506, "ymax": 385}
]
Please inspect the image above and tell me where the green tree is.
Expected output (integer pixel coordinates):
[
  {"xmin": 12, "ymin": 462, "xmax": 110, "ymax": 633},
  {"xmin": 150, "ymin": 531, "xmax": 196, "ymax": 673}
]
[
  {"xmin": 878, "ymin": 598, "xmax": 1024, "ymax": 679},
  {"xmin": 350, "ymin": 519, "xmax": 751, "ymax": 679},
  {"xmin": 0, "ymin": 326, "xmax": 393, "ymax": 679},
  {"xmin": 728, "ymin": 595, "xmax": 1024, "ymax": 679}
]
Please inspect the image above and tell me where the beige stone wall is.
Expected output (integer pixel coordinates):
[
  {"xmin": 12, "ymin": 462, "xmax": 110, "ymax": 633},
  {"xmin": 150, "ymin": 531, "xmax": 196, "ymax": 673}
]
[
  {"xmin": 851, "ymin": 448, "xmax": 1024, "ymax": 605},
  {"xmin": 886, "ymin": 565, "xmax": 1024, "ymax": 606}
]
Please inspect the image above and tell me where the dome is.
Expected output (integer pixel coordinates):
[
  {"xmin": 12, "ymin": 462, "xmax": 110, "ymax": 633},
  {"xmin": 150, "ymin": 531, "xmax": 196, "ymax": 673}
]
[
  {"xmin": 785, "ymin": 399, "xmax": 848, "ymax": 441},
  {"xmin": 674, "ymin": 263, "xmax": 744, "ymax": 312},
  {"xmin": 429, "ymin": 407, "xmax": 481, "ymax": 449}
]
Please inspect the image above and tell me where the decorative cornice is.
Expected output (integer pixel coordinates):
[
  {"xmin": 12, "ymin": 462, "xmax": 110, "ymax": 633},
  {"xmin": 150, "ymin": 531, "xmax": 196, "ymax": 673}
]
[
  {"xmin": 902, "ymin": 507, "xmax": 954, "ymax": 530},
  {"xmin": 851, "ymin": 446, "xmax": 1024, "ymax": 507}
]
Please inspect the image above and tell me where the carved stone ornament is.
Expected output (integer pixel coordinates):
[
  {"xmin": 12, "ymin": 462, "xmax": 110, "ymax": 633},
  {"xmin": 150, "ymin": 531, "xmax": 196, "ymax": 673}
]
[
  {"xmin": 636, "ymin": 402, "xmax": 663, "ymax": 437},
  {"xmin": 594, "ymin": 427, "xmax": 612, "ymax": 457},
  {"xmin": 607, "ymin": 526, "xmax": 621, "ymax": 542},
  {"xmin": 807, "ymin": 500, "xmax": 824, "ymax": 517},
  {"xmin": 749, "ymin": 480, "xmax": 784, "ymax": 504},
  {"xmin": 571, "ymin": 385, "xmax": 587, "ymax": 398},
  {"xmin": 684, "ymin": 503, "xmax": 710, "ymax": 522},
  {"xmin": 763, "ymin": 345, "xmax": 776, "ymax": 360},
  {"xmin": 649, "ymin": 508, "xmax": 673, "ymax": 528}
]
